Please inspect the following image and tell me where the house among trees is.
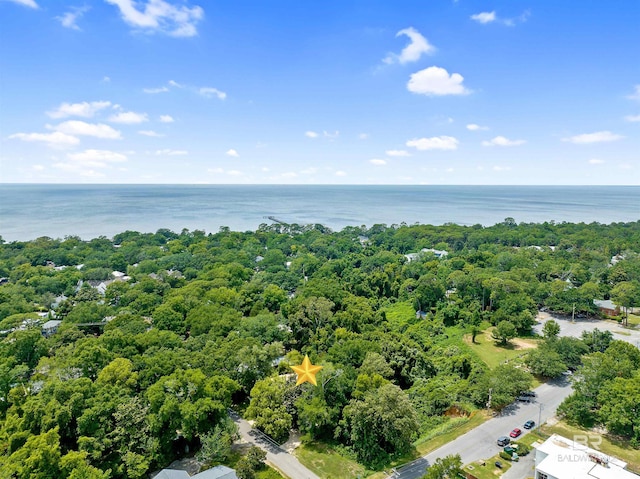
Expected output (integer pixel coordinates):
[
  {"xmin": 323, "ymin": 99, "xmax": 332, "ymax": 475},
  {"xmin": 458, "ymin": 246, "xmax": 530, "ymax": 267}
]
[
  {"xmin": 154, "ymin": 466, "xmax": 238, "ymax": 479},
  {"xmin": 404, "ymin": 248, "xmax": 449, "ymax": 262},
  {"xmin": 593, "ymin": 299, "xmax": 620, "ymax": 316},
  {"xmin": 41, "ymin": 319, "xmax": 62, "ymax": 337}
]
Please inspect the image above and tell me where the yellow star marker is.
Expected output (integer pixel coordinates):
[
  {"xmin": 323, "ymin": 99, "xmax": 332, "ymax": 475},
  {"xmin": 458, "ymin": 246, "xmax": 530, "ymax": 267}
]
[{"xmin": 291, "ymin": 355, "xmax": 323, "ymax": 386}]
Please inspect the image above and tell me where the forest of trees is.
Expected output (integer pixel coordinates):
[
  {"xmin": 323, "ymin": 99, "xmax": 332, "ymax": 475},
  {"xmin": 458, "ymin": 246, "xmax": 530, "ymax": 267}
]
[{"xmin": 1, "ymin": 220, "xmax": 639, "ymax": 477}]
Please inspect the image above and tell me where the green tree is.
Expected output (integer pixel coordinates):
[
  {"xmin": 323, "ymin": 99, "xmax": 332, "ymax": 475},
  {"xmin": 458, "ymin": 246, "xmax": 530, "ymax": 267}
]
[
  {"xmin": 526, "ymin": 346, "xmax": 567, "ymax": 378},
  {"xmin": 542, "ymin": 319, "xmax": 561, "ymax": 340},
  {"xmin": 610, "ymin": 281, "xmax": 640, "ymax": 325},
  {"xmin": 597, "ymin": 371, "xmax": 640, "ymax": 442},
  {"xmin": 492, "ymin": 320, "xmax": 517, "ymax": 345},
  {"xmin": 246, "ymin": 377, "xmax": 292, "ymax": 443},
  {"xmin": 581, "ymin": 328, "xmax": 613, "ymax": 353},
  {"xmin": 339, "ymin": 383, "xmax": 419, "ymax": 467},
  {"xmin": 196, "ymin": 418, "xmax": 238, "ymax": 464},
  {"xmin": 421, "ymin": 454, "xmax": 463, "ymax": 479}
]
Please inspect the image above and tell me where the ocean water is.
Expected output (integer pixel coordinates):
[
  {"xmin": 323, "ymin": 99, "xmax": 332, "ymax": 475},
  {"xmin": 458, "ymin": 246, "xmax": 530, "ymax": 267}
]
[{"xmin": 0, "ymin": 184, "xmax": 638, "ymax": 242}]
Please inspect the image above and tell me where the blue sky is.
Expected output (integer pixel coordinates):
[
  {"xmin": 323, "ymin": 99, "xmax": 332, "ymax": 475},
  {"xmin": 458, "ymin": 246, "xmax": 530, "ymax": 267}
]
[{"xmin": 0, "ymin": 0, "xmax": 638, "ymax": 185}]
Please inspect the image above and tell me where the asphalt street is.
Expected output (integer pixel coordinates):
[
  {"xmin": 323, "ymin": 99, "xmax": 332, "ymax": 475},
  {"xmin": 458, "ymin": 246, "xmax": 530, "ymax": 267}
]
[{"xmin": 390, "ymin": 316, "xmax": 640, "ymax": 479}]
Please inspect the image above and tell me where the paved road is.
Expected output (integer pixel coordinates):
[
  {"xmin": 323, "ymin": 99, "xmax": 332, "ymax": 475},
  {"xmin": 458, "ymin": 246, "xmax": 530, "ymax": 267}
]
[
  {"xmin": 229, "ymin": 410, "xmax": 320, "ymax": 479},
  {"xmin": 391, "ymin": 376, "xmax": 573, "ymax": 479},
  {"xmin": 391, "ymin": 316, "xmax": 640, "ymax": 479}
]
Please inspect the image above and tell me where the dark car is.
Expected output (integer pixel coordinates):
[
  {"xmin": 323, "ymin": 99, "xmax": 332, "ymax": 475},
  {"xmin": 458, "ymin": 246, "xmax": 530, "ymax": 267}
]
[
  {"xmin": 497, "ymin": 436, "xmax": 510, "ymax": 446},
  {"xmin": 524, "ymin": 420, "xmax": 535, "ymax": 429},
  {"xmin": 510, "ymin": 428, "xmax": 522, "ymax": 438},
  {"xmin": 522, "ymin": 391, "xmax": 537, "ymax": 397},
  {"xmin": 517, "ymin": 395, "xmax": 532, "ymax": 403}
]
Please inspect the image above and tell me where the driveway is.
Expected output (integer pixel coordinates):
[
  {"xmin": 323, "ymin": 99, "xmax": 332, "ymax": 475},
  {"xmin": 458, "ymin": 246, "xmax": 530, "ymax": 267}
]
[{"xmin": 229, "ymin": 410, "xmax": 320, "ymax": 479}]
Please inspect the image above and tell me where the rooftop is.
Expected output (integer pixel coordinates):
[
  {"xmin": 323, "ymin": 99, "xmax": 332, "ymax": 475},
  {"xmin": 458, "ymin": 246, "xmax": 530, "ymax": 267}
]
[{"xmin": 536, "ymin": 434, "xmax": 637, "ymax": 479}]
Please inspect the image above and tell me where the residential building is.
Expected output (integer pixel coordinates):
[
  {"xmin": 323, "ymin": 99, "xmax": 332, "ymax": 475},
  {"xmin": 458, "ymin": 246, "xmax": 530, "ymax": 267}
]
[
  {"xmin": 41, "ymin": 320, "xmax": 63, "ymax": 337},
  {"xmin": 154, "ymin": 466, "xmax": 238, "ymax": 479},
  {"xmin": 593, "ymin": 299, "xmax": 619, "ymax": 316}
]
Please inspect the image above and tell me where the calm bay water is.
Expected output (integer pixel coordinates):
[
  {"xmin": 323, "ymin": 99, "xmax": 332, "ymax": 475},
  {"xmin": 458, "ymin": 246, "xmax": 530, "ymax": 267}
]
[{"xmin": 0, "ymin": 184, "xmax": 638, "ymax": 241}]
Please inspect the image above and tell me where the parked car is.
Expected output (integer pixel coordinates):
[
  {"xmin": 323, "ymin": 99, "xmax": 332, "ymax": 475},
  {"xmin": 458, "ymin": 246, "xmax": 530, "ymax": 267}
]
[
  {"xmin": 522, "ymin": 391, "xmax": 536, "ymax": 397},
  {"xmin": 524, "ymin": 420, "xmax": 535, "ymax": 429},
  {"xmin": 510, "ymin": 428, "xmax": 522, "ymax": 438},
  {"xmin": 497, "ymin": 436, "xmax": 510, "ymax": 446},
  {"xmin": 517, "ymin": 395, "xmax": 532, "ymax": 403},
  {"xmin": 495, "ymin": 461, "xmax": 503, "ymax": 469}
]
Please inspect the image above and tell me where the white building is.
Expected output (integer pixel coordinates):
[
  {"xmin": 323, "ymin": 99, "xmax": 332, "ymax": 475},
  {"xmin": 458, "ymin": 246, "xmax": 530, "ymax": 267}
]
[{"xmin": 535, "ymin": 434, "xmax": 639, "ymax": 479}]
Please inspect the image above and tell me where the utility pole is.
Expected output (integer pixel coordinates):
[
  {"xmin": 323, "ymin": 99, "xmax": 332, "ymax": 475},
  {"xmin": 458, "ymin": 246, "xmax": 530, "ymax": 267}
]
[
  {"xmin": 486, "ymin": 388, "xmax": 493, "ymax": 410},
  {"xmin": 572, "ymin": 303, "xmax": 576, "ymax": 323},
  {"xmin": 538, "ymin": 403, "xmax": 544, "ymax": 432}
]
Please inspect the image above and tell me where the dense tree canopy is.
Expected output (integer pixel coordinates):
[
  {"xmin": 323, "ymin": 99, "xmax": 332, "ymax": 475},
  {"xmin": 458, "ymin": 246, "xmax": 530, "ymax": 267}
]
[{"xmin": 1, "ymin": 220, "xmax": 639, "ymax": 475}]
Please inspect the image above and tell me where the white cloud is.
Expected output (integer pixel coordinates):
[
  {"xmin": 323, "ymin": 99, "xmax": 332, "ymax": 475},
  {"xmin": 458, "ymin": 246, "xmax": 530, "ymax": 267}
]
[
  {"xmin": 226, "ymin": 149, "xmax": 239, "ymax": 157},
  {"xmin": 627, "ymin": 85, "xmax": 640, "ymax": 100},
  {"xmin": 384, "ymin": 27, "xmax": 436, "ymax": 64},
  {"xmin": 143, "ymin": 86, "xmax": 169, "ymax": 94},
  {"xmin": 471, "ymin": 10, "xmax": 530, "ymax": 26},
  {"xmin": 155, "ymin": 149, "xmax": 188, "ymax": 156},
  {"xmin": 482, "ymin": 136, "xmax": 526, "ymax": 147},
  {"xmin": 305, "ymin": 131, "xmax": 318, "ymax": 138},
  {"xmin": 9, "ymin": 131, "xmax": 79, "ymax": 146},
  {"xmin": 67, "ymin": 149, "xmax": 127, "ymax": 166},
  {"xmin": 56, "ymin": 6, "xmax": 90, "ymax": 30},
  {"xmin": 562, "ymin": 131, "xmax": 624, "ymax": 144},
  {"xmin": 138, "ymin": 130, "xmax": 163, "ymax": 137},
  {"xmin": 168, "ymin": 80, "xmax": 183, "ymax": 88},
  {"xmin": 624, "ymin": 114, "xmax": 640, "ymax": 122},
  {"xmin": 466, "ymin": 123, "xmax": 489, "ymax": 131},
  {"xmin": 32, "ymin": 164, "xmax": 45, "ymax": 171},
  {"xmin": 386, "ymin": 149, "xmax": 411, "ymax": 157},
  {"xmin": 105, "ymin": 0, "xmax": 204, "ymax": 37},
  {"xmin": 4, "ymin": 0, "xmax": 38, "ymax": 8},
  {"xmin": 471, "ymin": 11, "xmax": 496, "ymax": 24},
  {"xmin": 108, "ymin": 111, "xmax": 149, "ymax": 124},
  {"xmin": 208, "ymin": 167, "xmax": 224, "ymax": 174},
  {"xmin": 47, "ymin": 101, "xmax": 111, "ymax": 119},
  {"xmin": 335, "ymin": 170, "xmax": 347, "ymax": 177},
  {"xmin": 406, "ymin": 136, "xmax": 459, "ymax": 151},
  {"xmin": 588, "ymin": 159, "xmax": 605, "ymax": 165},
  {"xmin": 300, "ymin": 167, "xmax": 318, "ymax": 174},
  {"xmin": 261, "ymin": 167, "xmax": 269, "ymax": 172},
  {"xmin": 159, "ymin": 115, "xmax": 174, "ymax": 123},
  {"xmin": 407, "ymin": 66, "xmax": 470, "ymax": 96},
  {"xmin": 323, "ymin": 130, "xmax": 339, "ymax": 139},
  {"xmin": 370, "ymin": 159, "xmax": 387, "ymax": 165},
  {"xmin": 199, "ymin": 87, "xmax": 227, "ymax": 100},
  {"xmin": 49, "ymin": 120, "xmax": 122, "ymax": 139},
  {"xmin": 492, "ymin": 165, "xmax": 512, "ymax": 171},
  {"xmin": 358, "ymin": 133, "xmax": 369, "ymax": 140},
  {"xmin": 102, "ymin": 76, "xmax": 111, "ymax": 83}
]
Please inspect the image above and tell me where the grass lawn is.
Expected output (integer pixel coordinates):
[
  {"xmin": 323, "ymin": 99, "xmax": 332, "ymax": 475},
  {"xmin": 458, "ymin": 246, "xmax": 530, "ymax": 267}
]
[
  {"xmin": 464, "ymin": 453, "xmax": 511, "ymax": 479},
  {"xmin": 256, "ymin": 468, "xmax": 285, "ymax": 479},
  {"xmin": 462, "ymin": 328, "xmax": 539, "ymax": 369},
  {"xmin": 541, "ymin": 421, "xmax": 640, "ymax": 474},
  {"xmin": 625, "ymin": 313, "xmax": 640, "ymax": 327},
  {"xmin": 294, "ymin": 442, "xmax": 370, "ymax": 479}
]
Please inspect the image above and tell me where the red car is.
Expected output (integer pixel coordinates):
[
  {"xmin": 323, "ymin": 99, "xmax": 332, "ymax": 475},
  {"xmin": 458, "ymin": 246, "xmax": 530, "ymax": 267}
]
[{"xmin": 510, "ymin": 428, "xmax": 522, "ymax": 438}]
